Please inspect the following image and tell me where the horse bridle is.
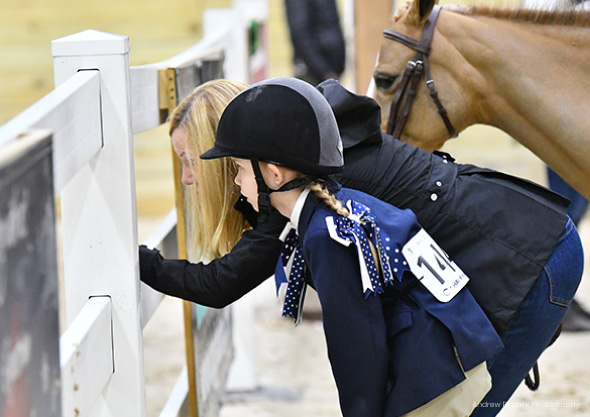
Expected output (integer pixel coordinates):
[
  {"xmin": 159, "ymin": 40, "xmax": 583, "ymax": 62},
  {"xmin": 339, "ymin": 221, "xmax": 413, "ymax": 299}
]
[{"xmin": 382, "ymin": 5, "xmax": 457, "ymax": 140}]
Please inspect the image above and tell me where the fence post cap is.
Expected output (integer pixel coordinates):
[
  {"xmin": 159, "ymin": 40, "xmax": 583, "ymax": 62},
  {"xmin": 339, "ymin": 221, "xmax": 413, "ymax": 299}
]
[{"xmin": 51, "ymin": 30, "xmax": 129, "ymax": 57}]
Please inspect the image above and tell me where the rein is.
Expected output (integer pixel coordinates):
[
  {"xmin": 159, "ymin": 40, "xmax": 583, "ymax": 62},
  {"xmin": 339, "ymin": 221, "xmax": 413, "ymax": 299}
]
[{"xmin": 382, "ymin": 5, "xmax": 457, "ymax": 140}]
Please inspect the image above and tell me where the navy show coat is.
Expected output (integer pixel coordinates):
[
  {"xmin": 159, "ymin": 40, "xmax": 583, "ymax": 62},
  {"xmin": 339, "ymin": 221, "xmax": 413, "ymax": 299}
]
[{"xmin": 296, "ymin": 187, "xmax": 502, "ymax": 417}]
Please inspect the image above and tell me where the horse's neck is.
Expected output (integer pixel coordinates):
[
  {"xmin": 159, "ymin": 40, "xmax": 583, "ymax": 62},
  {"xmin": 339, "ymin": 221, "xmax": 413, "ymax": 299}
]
[{"xmin": 438, "ymin": 12, "xmax": 590, "ymax": 153}]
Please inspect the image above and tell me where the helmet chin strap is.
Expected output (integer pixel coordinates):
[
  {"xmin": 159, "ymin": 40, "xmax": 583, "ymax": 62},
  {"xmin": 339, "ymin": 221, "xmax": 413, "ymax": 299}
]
[{"xmin": 250, "ymin": 158, "xmax": 313, "ymax": 222}]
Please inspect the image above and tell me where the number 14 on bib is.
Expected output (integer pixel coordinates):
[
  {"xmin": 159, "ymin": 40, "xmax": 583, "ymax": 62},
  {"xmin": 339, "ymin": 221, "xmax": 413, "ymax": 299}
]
[{"xmin": 402, "ymin": 228, "xmax": 469, "ymax": 302}]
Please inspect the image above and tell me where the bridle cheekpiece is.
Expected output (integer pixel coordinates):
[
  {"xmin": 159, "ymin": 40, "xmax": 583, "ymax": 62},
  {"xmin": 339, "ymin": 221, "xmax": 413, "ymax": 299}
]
[{"xmin": 382, "ymin": 5, "xmax": 457, "ymax": 140}]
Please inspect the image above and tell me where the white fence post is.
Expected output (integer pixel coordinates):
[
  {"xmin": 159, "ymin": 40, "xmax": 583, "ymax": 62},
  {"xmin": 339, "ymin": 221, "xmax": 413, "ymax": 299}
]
[{"xmin": 52, "ymin": 30, "xmax": 146, "ymax": 416}]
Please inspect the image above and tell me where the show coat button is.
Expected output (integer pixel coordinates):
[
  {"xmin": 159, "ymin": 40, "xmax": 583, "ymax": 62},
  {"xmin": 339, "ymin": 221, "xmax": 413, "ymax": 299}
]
[{"xmin": 430, "ymin": 193, "xmax": 438, "ymax": 201}]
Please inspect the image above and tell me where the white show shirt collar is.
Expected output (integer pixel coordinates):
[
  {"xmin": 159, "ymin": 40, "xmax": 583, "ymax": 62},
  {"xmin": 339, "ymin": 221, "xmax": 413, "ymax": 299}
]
[
  {"xmin": 279, "ymin": 187, "xmax": 311, "ymax": 241},
  {"xmin": 290, "ymin": 187, "xmax": 311, "ymax": 230}
]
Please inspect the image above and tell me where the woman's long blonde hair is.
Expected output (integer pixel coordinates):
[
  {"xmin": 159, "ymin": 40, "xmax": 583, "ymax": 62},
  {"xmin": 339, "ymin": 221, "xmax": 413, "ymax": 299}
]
[{"xmin": 169, "ymin": 79, "xmax": 249, "ymax": 260}]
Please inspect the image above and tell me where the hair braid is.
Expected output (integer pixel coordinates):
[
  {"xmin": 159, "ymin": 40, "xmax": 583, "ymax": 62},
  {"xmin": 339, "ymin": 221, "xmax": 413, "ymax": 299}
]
[{"xmin": 308, "ymin": 181, "xmax": 349, "ymax": 217}]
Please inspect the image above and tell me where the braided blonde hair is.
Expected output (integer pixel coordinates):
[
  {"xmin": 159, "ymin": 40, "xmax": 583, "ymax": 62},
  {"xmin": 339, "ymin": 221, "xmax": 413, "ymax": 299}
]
[
  {"xmin": 308, "ymin": 180, "xmax": 349, "ymax": 217},
  {"xmin": 310, "ymin": 180, "xmax": 382, "ymax": 270}
]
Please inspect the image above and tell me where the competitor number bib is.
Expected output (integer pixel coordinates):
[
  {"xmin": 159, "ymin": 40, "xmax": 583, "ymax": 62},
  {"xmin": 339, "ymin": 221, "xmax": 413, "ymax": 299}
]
[{"xmin": 402, "ymin": 228, "xmax": 469, "ymax": 302}]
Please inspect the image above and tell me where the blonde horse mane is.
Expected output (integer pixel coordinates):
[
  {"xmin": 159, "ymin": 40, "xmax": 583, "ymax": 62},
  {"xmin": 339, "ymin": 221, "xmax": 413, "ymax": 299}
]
[{"xmin": 443, "ymin": 4, "xmax": 590, "ymax": 27}]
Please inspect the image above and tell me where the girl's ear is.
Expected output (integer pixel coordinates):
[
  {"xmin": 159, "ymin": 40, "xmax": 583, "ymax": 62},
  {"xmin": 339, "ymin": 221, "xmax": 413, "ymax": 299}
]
[
  {"xmin": 265, "ymin": 163, "xmax": 301, "ymax": 190},
  {"xmin": 264, "ymin": 163, "xmax": 283, "ymax": 190}
]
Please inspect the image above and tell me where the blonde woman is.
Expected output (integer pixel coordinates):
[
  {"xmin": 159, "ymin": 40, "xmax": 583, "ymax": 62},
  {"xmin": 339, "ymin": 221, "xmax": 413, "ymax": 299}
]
[
  {"xmin": 140, "ymin": 79, "xmax": 287, "ymax": 306},
  {"xmin": 169, "ymin": 79, "xmax": 248, "ymax": 260}
]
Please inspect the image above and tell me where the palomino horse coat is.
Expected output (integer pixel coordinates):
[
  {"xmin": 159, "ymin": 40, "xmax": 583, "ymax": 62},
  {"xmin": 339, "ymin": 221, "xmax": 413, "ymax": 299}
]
[{"xmin": 373, "ymin": 0, "xmax": 590, "ymax": 198}]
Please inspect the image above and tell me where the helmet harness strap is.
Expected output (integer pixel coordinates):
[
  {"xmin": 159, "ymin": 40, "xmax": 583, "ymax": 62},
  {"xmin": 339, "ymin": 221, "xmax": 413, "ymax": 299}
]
[{"xmin": 250, "ymin": 158, "xmax": 315, "ymax": 222}]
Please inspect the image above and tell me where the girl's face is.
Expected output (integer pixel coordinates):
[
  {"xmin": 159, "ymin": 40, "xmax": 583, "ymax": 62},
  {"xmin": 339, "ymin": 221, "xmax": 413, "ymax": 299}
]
[
  {"xmin": 232, "ymin": 157, "xmax": 304, "ymax": 218},
  {"xmin": 232, "ymin": 157, "xmax": 260, "ymax": 210},
  {"xmin": 171, "ymin": 126, "xmax": 199, "ymax": 188}
]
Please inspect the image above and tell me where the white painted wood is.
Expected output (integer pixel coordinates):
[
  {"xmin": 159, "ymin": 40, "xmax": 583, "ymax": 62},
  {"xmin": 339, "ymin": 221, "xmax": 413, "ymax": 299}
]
[
  {"xmin": 234, "ymin": 0, "xmax": 270, "ymax": 80},
  {"xmin": 204, "ymin": 9, "xmax": 249, "ymax": 83},
  {"xmin": 521, "ymin": 0, "xmax": 567, "ymax": 8},
  {"xmin": 153, "ymin": 38, "xmax": 224, "ymax": 70},
  {"xmin": 53, "ymin": 30, "xmax": 147, "ymax": 417},
  {"xmin": 140, "ymin": 284, "xmax": 165, "ymax": 329},
  {"xmin": 142, "ymin": 208, "xmax": 177, "ymax": 251},
  {"xmin": 129, "ymin": 66, "xmax": 160, "ymax": 134},
  {"xmin": 341, "ymin": 0, "xmax": 357, "ymax": 92},
  {"xmin": 140, "ymin": 209, "xmax": 178, "ymax": 326},
  {"xmin": 159, "ymin": 366, "xmax": 189, "ymax": 417},
  {"xmin": 52, "ymin": 29, "xmax": 129, "ymax": 56},
  {"xmin": 0, "ymin": 71, "xmax": 102, "ymax": 194},
  {"xmin": 521, "ymin": 0, "xmax": 590, "ymax": 10},
  {"xmin": 60, "ymin": 297, "xmax": 113, "ymax": 417},
  {"xmin": 130, "ymin": 40, "xmax": 224, "ymax": 134},
  {"xmin": 234, "ymin": 0, "xmax": 269, "ymax": 22}
]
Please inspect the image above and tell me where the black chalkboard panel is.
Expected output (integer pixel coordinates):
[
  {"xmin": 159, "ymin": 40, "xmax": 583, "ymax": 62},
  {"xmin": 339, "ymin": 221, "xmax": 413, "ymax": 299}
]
[{"xmin": 0, "ymin": 130, "xmax": 61, "ymax": 416}]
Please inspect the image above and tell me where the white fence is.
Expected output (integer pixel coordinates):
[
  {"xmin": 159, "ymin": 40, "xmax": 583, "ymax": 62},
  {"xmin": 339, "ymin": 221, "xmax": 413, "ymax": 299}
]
[{"xmin": 0, "ymin": 1, "xmax": 268, "ymax": 415}]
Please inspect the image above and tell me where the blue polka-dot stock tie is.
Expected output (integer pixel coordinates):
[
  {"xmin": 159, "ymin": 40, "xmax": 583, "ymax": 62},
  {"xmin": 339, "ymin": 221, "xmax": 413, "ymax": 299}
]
[
  {"xmin": 331, "ymin": 200, "xmax": 411, "ymax": 297},
  {"xmin": 275, "ymin": 227, "xmax": 307, "ymax": 325}
]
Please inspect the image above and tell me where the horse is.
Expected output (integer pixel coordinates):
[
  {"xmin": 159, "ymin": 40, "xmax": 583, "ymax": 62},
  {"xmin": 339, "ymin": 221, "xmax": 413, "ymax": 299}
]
[{"xmin": 372, "ymin": 0, "xmax": 590, "ymax": 199}]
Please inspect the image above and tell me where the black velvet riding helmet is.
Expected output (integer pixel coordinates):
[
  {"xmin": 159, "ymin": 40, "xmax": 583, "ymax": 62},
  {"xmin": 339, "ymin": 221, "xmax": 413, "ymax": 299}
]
[{"xmin": 201, "ymin": 77, "xmax": 344, "ymax": 220}]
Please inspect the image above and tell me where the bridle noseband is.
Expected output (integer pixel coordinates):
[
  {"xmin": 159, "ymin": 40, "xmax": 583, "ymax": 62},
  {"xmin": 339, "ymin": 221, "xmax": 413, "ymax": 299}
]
[{"xmin": 382, "ymin": 5, "xmax": 457, "ymax": 140}]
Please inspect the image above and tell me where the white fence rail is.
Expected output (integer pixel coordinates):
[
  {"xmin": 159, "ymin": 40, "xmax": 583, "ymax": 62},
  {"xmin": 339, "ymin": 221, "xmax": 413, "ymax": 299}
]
[
  {"xmin": 60, "ymin": 296, "xmax": 113, "ymax": 416},
  {"xmin": 140, "ymin": 209, "xmax": 178, "ymax": 326},
  {"xmin": 0, "ymin": 0, "xmax": 268, "ymax": 415},
  {"xmin": 0, "ymin": 70, "xmax": 102, "ymax": 194}
]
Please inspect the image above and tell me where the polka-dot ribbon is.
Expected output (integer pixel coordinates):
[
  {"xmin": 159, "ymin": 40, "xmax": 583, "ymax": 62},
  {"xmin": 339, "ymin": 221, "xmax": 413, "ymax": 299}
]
[
  {"xmin": 334, "ymin": 200, "xmax": 411, "ymax": 297},
  {"xmin": 274, "ymin": 227, "xmax": 307, "ymax": 325}
]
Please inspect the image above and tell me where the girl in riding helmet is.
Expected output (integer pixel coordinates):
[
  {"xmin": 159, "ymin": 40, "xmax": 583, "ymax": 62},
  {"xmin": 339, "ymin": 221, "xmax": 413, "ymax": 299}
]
[{"xmin": 200, "ymin": 77, "xmax": 503, "ymax": 417}]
